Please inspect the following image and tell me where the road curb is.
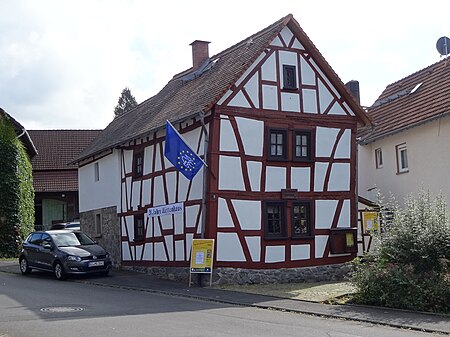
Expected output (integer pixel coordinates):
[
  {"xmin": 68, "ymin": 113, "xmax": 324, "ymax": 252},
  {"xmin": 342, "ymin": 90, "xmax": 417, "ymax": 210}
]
[{"xmin": 74, "ymin": 278, "xmax": 449, "ymax": 335}]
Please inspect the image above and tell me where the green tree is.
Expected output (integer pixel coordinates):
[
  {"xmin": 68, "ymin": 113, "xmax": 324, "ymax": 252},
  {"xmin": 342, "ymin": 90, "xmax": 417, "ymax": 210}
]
[
  {"xmin": 0, "ymin": 117, "xmax": 34, "ymax": 257},
  {"xmin": 350, "ymin": 190, "xmax": 450, "ymax": 313},
  {"xmin": 114, "ymin": 87, "xmax": 138, "ymax": 118}
]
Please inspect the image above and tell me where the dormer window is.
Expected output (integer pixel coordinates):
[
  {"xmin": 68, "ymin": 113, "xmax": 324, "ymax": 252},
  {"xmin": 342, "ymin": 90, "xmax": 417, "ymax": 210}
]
[{"xmin": 283, "ymin": 65, "xmax": 297, "ymax": 90}]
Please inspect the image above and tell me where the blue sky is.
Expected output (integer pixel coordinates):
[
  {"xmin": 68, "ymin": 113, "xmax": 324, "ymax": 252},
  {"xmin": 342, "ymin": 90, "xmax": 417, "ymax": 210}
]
[{"xmin": 1, "ymin": 0, "xmax": 448, "ymax": 129}]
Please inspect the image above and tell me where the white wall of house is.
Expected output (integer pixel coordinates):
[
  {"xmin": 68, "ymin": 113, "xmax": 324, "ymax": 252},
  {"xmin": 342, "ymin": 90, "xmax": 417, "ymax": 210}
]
[
  {"xmin": 357, "ymin": 142, "xmax": 376, "ymax": 201},
  {"xmin": 120, "ymin": 123, "xmax": 207, "ymax": 263},
  {"xmin": 358, "ymin": 115, "xmax": 450, "ymax": 206},
  {"xmin": 79, "ymin": 150, "xmax": 121, "ymax": 212}
]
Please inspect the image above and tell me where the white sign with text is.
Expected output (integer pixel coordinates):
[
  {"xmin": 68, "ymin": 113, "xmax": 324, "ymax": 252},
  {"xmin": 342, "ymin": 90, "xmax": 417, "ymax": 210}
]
[{"xmin": 147, "ymin": 202, "xmax": 184, "ymax": 217}]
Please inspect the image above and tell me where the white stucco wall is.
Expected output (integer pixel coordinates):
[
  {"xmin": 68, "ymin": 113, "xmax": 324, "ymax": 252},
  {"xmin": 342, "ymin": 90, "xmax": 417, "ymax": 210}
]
[
  {"xmin": 79, "ymin": 150, "xmax": 121, "ymax": 212},
  {"xmin": 357, "ymin": 143, "xmax": 375, "ymax": 201},
  {"xmin": 358, "ymin": 116, "xmax": 450, "ymax": 206}
]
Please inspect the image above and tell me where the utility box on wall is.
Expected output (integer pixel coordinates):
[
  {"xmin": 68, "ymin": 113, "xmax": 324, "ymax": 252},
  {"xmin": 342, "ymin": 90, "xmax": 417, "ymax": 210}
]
[{"xmin": 329, "ymin": 228, "xmax": 357, "ymax": 254}]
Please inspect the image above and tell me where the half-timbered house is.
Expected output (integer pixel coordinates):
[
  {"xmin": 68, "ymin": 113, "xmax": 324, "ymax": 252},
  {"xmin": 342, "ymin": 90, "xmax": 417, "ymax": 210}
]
[{"xmin": 76, "ymin": 14, "xmax": 371, "ymax": 283}]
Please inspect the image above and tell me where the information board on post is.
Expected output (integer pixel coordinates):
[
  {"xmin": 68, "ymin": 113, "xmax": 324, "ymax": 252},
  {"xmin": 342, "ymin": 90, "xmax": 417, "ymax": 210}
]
[
  {"xmin": 189, "ymin": 239, "xmax": 214, "ymax": 287},
  {"xmin": 362, "ymin": 211, "xmax": 379, "ymax": 234}
]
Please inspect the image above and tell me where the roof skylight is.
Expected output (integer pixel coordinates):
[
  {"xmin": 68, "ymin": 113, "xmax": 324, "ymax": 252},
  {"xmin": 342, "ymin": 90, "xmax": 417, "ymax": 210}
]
[{"xmin": 409, "ymin": 82, "xmax": 423, "ymax": 95}]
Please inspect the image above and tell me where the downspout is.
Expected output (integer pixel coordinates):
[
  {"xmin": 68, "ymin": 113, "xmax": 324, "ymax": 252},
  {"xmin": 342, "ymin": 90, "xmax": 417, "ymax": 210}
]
[
  {"xmin": 16, "ymin": 128, "xmax": 38, "ymax": 158},
  {"xmin": 199, "ymin": 111, "xmax": 209, "ymax": 239},
  {"xmin": 16, "ymin": 128, "xmax": 26, "ymax": 138}
]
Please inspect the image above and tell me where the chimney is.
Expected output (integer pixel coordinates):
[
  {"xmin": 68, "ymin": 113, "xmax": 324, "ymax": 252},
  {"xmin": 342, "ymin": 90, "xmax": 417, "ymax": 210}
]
[
  {"xmin": 345, "ymin": 80, "xmax": 360, "ymax": 105},
  {"xmin": 190, "ymin": 40, "xmax": 210, "ymax": 71}
]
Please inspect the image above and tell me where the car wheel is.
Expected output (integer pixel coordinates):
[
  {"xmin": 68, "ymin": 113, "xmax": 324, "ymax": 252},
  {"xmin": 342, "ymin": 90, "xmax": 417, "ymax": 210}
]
[
  {"xmin": 54, "ymin": 261, "xmax": 67, "ymax": 280},
  {"xmin": 19, "ymin": 257, "xmax": 31, "ymax": 275}
]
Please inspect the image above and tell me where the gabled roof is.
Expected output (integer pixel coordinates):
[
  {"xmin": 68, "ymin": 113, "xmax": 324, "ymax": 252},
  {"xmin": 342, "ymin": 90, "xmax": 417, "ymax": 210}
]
[
  {"xmin": 77, "ymin": 14, "xmax": 369, "ymax": 162},
  {"xmin": 359, "ymin": 58, "xmax": 450, "ymax": 144},
  {"xmin": 0, "ymin": 108, "xmax": 37, "ymax": 158},
  {"xmin": 29, "ymin": 130, "xmax": 101, "ymax": 170}
]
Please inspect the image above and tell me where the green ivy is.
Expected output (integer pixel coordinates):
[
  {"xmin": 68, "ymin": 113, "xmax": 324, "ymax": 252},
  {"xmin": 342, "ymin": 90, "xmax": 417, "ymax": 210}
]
[{"xmin": 0, "ymin": 117, "xmax": 35, "ymax": 257}]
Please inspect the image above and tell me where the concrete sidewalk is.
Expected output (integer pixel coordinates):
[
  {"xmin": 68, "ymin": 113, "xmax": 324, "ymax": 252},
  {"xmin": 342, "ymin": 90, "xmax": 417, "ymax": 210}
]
[{"xmin": 1, "ymin": 261, "xmax": 448, "ymax": 334}]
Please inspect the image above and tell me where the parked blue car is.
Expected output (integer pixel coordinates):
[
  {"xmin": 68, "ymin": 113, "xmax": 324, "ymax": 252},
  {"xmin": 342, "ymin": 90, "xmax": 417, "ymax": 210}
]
[{"xmin": 19, "ymin": 230, "xmax": 112, "ymax": 280}]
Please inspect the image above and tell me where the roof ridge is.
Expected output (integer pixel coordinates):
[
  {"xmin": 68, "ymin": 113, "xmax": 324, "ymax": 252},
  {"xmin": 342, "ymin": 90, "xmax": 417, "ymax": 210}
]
[
  {"xmin": 384, "ymin": 57, "xmax": 448, "ymax": 90},
  {"xmin": 200, "ymin": 14, "xmax": 292, "ymax": 114},
  {"xmin": 370, "ymin": 58, "xmax": 449, "ymax": 109},
  {"xmin": 29, "ymin": 129, "xmax": 102, "ymax": 131},
  {"xmin": 171, "ymin": 14, "xmax": 292, "ymax": 81},
  {"xmin": 211, "ymin": 14, "xmax": 292, "ymax": 60}
]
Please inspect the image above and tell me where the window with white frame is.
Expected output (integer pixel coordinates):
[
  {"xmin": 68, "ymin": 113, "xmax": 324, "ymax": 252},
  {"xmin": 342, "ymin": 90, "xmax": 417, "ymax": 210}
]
[
  {"xmin": 375, "ymin": 148, "xmax": 383, "ymax": 169},
  {"xmin": 396, "ymin": 143, "xmax": 408, "ymax": 173}
]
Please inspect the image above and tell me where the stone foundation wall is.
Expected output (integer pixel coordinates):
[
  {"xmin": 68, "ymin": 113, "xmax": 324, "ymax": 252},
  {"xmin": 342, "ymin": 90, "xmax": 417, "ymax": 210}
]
[
  {"xmin": 80, "ymin": 206, "xmax": 120, "ymax": 267},
  {"xmin": 121, "ymin": 263, "xmax": 352, "ymax": 286}
]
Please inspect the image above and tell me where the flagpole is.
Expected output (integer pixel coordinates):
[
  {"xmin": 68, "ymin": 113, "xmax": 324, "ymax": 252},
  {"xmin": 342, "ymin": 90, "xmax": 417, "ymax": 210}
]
[{"xmin": 199, "ymin": 112, "xmax": 209, "ymax": 240}]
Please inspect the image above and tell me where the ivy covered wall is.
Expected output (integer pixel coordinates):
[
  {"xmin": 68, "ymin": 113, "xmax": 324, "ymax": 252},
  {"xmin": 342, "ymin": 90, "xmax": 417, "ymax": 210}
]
[{"xmin": 0, "ymin": 117, "xmax": 35, "ymax": 257}]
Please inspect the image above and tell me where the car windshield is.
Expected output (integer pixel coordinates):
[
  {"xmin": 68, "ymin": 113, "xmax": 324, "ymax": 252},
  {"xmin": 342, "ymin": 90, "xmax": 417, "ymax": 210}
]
[{"xmin": 50, "ymin": 232, "xmax": 96, "ymax": 247}]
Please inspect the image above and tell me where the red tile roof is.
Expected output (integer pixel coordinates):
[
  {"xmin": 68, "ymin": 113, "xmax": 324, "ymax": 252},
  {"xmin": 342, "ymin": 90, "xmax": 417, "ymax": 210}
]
[
  {"xmin": 33, "ymin": 170, "xmax": 78, "ymax": 192},
  {"xmin": 77, "ymin": 14, "xmax": 370, "ymax": 162},
  {"xmin": 29, "ymin": 130, "xmax": 101, "ymax": 170},
  {"xmin": 359, "ymin": 58, "xmax": 450, "ymax": 144}
]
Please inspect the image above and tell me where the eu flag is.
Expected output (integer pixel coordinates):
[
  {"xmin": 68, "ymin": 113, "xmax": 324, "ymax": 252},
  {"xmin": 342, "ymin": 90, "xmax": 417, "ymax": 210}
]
[{"xmin": 164, "ymin": 121, "xmax": 205, "ymax": 180}]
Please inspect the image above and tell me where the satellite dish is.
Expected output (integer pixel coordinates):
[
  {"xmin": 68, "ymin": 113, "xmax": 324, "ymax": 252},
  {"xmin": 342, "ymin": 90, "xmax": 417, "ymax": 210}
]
[{"xmin": 436, "ymin": 36, "xmax": 450, "ymax": 56}]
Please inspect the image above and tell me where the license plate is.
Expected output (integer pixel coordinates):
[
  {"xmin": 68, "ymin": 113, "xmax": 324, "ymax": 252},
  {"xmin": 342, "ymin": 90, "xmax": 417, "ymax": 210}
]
[{"xmin": 88, "ymin": 261, "xmax": 104, "ymax": 267}]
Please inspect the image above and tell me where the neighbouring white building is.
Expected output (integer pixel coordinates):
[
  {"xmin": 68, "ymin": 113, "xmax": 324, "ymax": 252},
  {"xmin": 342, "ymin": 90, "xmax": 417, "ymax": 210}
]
[{"xmin": 358, "ymin": 58, "xmax": 450, "ymax": 206}]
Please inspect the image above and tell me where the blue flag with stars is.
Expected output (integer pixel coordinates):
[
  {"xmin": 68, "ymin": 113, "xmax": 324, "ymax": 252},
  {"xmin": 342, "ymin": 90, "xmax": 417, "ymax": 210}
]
[{"xmin": 164, "ymin": 121, "xmax": 205, "ymax": 180}]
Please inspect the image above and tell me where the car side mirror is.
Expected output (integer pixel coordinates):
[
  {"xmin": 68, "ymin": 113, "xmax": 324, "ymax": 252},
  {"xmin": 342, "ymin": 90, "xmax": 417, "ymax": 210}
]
[{"xmin": 43, "ymin": 243, "xmax": 52, "ymax": 250}]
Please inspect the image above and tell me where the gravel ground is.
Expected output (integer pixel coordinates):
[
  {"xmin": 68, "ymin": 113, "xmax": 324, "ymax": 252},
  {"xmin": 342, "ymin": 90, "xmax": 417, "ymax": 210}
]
[{"xmin": 215, "ymin": 281, "xmax": 356, "ymax": 303}]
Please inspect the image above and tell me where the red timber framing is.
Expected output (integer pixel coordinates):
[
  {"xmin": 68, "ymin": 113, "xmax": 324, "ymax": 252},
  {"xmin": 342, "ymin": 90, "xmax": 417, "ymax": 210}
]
[{"xmin": 206, "ymin": 105, "xmax": 357, "ymax": 269}]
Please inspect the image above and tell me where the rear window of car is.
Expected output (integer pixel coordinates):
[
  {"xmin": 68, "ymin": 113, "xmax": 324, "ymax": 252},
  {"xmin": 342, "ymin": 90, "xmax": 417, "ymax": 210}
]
[{"xmin": 51, "ymin": 223, "xmax": 80, "ymax": 229}]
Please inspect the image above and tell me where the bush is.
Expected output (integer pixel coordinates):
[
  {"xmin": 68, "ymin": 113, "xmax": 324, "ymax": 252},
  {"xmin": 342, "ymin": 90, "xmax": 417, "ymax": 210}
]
[{"xmin": 350, "ymin": 190, "xmax": 450, "ymax": 313}]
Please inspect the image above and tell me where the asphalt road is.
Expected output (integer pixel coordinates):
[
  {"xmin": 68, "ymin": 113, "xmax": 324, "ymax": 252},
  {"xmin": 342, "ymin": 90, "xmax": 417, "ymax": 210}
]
[{"xmin": 0, "ymin": 271, "xmax": 435, "ymax": 337}]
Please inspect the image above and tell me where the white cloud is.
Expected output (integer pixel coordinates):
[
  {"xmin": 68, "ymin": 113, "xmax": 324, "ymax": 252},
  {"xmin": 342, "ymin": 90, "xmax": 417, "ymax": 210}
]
[{"xmin": 0, "ymin": 0, "xmax": 449, "ymax": 128}]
